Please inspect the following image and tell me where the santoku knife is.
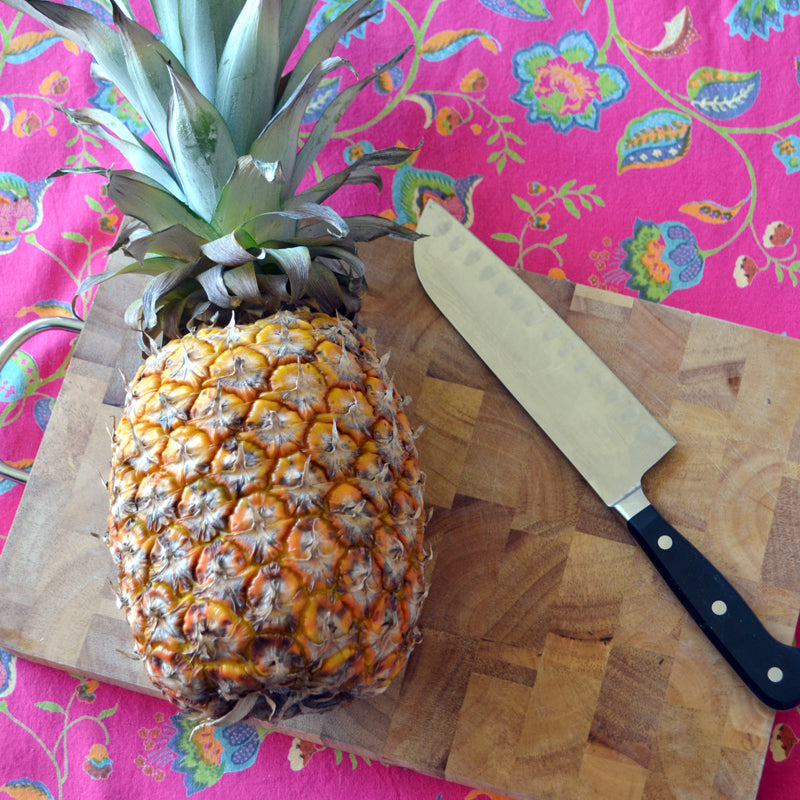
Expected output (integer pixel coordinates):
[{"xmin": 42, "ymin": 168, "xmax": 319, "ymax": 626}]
[{"xmin": 414, "ymin": 199, "xmax": 800, "ymax": 710}]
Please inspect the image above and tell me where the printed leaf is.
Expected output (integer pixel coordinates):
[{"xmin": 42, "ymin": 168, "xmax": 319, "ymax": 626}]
[
  {"xmin": 0, "ymin": 96, "xmax": 14, "ymax": 131},
  {"xmin": 512, "ymin": 194, "xmax": 534, "ymax": 215},
  {"xmin": 4, "ymin": 29, "xmax": 65, "ymax": 63},
  {"xmin": 477, "ymin": 0, "xmax": 550, "ymax": 21},
  {"xmin": 404, "ymin": 93, "xmax": 437, "ymax": 128},
  {"xmin": 624, "ymin": 7, "xmax": 700, "ymax": 58},
  {"xmin": 617, "ymin": 109, "xmax": 691, "ymax": 173},
  {"xmin": 36, "ymin": 701, "xmax": 65, "ymax": 714},
  {"xmin": 282, "ymin": 0, "xmax": 373, "ymax": 102},
  {"xmin": 679, "ymin": 195, "xmax": 750, "ymax": 225},
  {"xmin": 98, "ymin": 705, "xmax": 118, "ymax": 719},
  {"xmin": 687, "ymin": 67, "xmax": 760, "ymax": 120},
  {"xmin": 421, "ymin": 29, "xmax": 500, "ymax": 62}
]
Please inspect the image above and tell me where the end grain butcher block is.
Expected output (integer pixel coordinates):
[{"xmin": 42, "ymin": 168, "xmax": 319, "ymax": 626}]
[{"xmin": 2, "ymin": 236, "xmax": 800, "ymax": 799}]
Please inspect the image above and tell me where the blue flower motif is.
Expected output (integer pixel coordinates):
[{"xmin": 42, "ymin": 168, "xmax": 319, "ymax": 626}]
[
  {"xmin": 773, "ymin": 135, "xmax": 800, "ymax": 175},
  {"xmin": 0, "ymin": 173, "xmax": 51, "ymax": 254},
  {"xmin": 510, "ymin": 30, "xmax": 629, "ymax": 133},
  {"xmin": 620, "ymin": 218, "xmax": 704, "ymax": 302},
  {"xmin": 726, "ymin": 0, "xmax": 800, "ymax": 40},
  {"xmin": 88, "ymin": 77, "xmax": 149, "ymax": 138},
  {"xmin": 308, "ymin": 0, "xmax": 386, "ymax": 47},
  {"xmin": 0, "ymin": 649, "xmax": 16, "ymax": 697}
]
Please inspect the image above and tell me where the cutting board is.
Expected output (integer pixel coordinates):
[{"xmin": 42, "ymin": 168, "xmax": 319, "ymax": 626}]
[{"xmin": 2, "ymin": 234, "xmax": 800, "ymax": 800}]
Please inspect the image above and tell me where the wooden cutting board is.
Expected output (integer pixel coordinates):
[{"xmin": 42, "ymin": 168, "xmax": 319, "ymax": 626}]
[{"xmin": 2, "ymin": 234, "xmax": 800, "ymax": 799}]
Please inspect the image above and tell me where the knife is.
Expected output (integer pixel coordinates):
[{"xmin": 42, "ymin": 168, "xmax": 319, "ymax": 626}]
[{"xmin": 413, "ymin": 199, "xmax": 800, "ymax": 710}]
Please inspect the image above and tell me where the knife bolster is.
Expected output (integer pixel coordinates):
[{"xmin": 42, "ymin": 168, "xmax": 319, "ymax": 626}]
[{"xmin": 612, "ymin": 485, "xmax": 650, "ymax": 520}]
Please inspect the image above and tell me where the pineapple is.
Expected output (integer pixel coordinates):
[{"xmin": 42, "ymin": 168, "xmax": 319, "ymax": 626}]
[{"xmin": 4, "ymin": 0, "xmax": 427, "ymax": 723}]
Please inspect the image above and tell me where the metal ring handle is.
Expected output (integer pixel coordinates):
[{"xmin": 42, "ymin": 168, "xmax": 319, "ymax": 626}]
[{"xmin": 0, "ymin": 316, "xmax": 84, "ymax": 484}]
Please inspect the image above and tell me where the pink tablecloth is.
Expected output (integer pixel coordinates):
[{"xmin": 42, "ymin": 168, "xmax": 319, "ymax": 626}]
[{"xmin": 1, "ymin": 1, "xmax": 800, "ymax": 797}]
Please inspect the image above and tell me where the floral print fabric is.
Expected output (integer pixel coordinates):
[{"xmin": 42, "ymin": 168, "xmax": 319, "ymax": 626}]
[{"xmin": 1, "ymin": 0, "xmax": 799, "ymax": 798}]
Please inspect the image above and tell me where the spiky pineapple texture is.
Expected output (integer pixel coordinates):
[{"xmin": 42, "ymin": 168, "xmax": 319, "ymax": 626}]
[
  {"xmin": 2, "ymin": 0, "xmax": 429, "ymax": 722},
  {"xmin": 109, "ymin": 310, "xmax": 427, "ymax": 722}
]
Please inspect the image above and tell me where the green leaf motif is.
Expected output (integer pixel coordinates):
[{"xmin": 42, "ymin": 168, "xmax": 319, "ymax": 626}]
[{"xmin": 35, "ymin": 701, "xmax": 65, "ymax": 714}]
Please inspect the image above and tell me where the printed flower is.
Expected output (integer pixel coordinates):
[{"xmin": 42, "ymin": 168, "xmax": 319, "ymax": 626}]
[
  {"xmin": 12, "ymin": 110, "xmax": 41, "ymax": 137},
  {"xmin": 733, "ymin": 254, "xmax": 760, "ymax": 287},
  {"xmin": 373, "ymin": 62, "xmax": 403, "ymax": 94},
  {"xmin": 343, "ymin": 140, "xmax": 375, "ymax": 165},
  {"xmin": 39, "ymin": 71, "xmax": 69, "ymax": 96},
  {"xmin": 392, "ymin": 163, "xmax": 482, "ymax": 227},
  {"xmin": 309, "ymin": 0, "xmax": 386, "ymax": 47},
  {"xmin": 726, "ymin": 0, "xmax": 800, "ymax": 41},
  {"xmin": 620, "ymin": 218, "xmax": 704, "ymax": 301},
  {"xmin": 168, "ymin": 714, "xmax": 264, "ymax": 796},
  {"xmin": 763, "ymin": 220, "xmax": 793, "ymax": 248},
  {"xmin": 76, "ymin": 679, "xmax": 99, "ymax": 702},
  {"xmin": 83, "ymin": 744, "xmax": 113, "ymax": 780},
  {"xmin": 288, "ymin": 737, "xmax": 324, "ymax": 770},
  {"xmin": 435, "ymin": 106, "xmax": 464, "ymax": 135},
  {"xmin": 460, "ymin": 68, "xmax": 488, "ymax": 93},
  {"xmin": 531, "ymin": 212, "xmax": 550, "ymax": 230},
  {"xmin": 0, "ymin": 649, "xmax": 16, "ymax": 697},
  {"xmin": 100, "ymin": 212, "xmax": 118, "ymax": 233},
  {"xmin": 511, "ymin": 30, "xmax": 629, "ymax": 133},
  {"xmin": 771, "ymin": 723, "xmax": 799, "ymax": 762},
  {"xmin": 88, "ymin": 77, "xmax": 148, "ymax": 137},
  {"xmin": 773, "ymin": 136, "xmax": 800, "ymax": 174},
  {"xmin": 0, "ymin": 174, "xmax": 51, "ymax": 253}
]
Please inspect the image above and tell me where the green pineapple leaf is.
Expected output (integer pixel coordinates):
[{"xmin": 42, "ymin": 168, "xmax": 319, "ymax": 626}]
[
  {"xmin": 293, "ymin": 145, "xmax": 415, "ymax": 205},
  {"xmin": 277, "ymin": 0, "xmax": 318, "ymax": 68},
  {"xmin": 211, "ymin": 156, "xmax": 285, "ymax": 234},
  {"xmin": 165, "ymin": 61, "xmax": 238, "ymax": 223},
  {"xmin": 112, "ymin": 1, "xmax": 189, "ymax": 161},
  {"xmin": 242, "ymin": 202, "xmax": 348, "ymax": 246},
  {"xmin": 106, "ymin": 170, "xmax": 217, "ymax": 240},
  {"xmin": 150, "ymin": 0, "xmax": 183, "ymax": 59},
  {"xmin": 340, "ymin": 215, "xmax": 419, "ymax": 242},
  {"xmin": 282, "ymin": 0, "xmax": 373, "ymax": 101},
  {"xmin": 142, "ymin": 259, "xmax": 202, "ymax": 327},
  {"xmin": 223, "ymin": 262, "xmax": 262, "ymax": 303},
  {"xmin": 289, "ymin": 47, "xmax": 411, "ymax": 196},
  {"xmin": 262, "ymin": 245, "xmax": 312, "ymax": 302},
  {"xmin": 250, "ymin": 56, "xmax": 350, "ymax": 183},
  {"xmin": 215, "ymin": 0, "xmax": 282, "ymax": 155},
  {"xmin": 124, "ymin": 225, "xmax": 206, "ymax": 262},
  {"xmin": 61, "ymin": 107, "xmax": 184, "ymax": 200},
  {"xmin": 78, "ymin": 254, "xmax": 189, "ymax": 295},
  {"xmin": 176, "ymin": 0, "xmax": 222, "ymax": 102}
]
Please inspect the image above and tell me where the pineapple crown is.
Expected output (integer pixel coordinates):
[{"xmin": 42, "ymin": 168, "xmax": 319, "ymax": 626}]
[{"xmin": 3, "ymin": 0, "xmax": 418, "ymax": 344}]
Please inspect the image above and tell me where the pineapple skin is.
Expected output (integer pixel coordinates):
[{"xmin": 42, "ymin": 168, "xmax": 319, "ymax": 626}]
[{"xmin": 108, "ymin": 309, "xmax": 427, "ymax": 722}]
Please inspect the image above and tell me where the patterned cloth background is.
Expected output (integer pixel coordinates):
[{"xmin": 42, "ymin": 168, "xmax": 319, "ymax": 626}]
[{"xmin": 1, "ymin": 0, "xmax": 800, "ymax": 797}]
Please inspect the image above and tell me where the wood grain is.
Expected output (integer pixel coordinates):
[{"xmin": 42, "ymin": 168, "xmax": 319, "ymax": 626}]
[{"xmin": 2, "ymin": 235, "xmax": 800, "ymax": 799}]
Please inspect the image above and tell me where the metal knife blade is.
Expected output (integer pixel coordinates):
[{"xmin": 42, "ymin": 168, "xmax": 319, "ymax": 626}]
[{"xmin": 414, "ymin": 199, "xmax": 800, "ymax": 710}]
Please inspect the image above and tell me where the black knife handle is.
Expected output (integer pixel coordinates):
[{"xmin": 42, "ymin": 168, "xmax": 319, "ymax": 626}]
[{"xmin": 627, "ymin": 504, "xmax": 800, "ymax": 710}]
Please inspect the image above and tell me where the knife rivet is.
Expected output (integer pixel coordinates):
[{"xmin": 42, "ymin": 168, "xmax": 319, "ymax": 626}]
[
  {"xmin": 768, "ymin": 667, "xmax": 784, "ymax": 683},
  {"xmin": 657, "ymin": 535, "xmax": 673, "ymax": 550},
  {"xmin": 711, "ymin": 600, "xmax": 727, "ymax": 616}
]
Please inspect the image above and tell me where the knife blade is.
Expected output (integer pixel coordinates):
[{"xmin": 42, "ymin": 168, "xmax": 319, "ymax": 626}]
[{"xmin": 414, "ymin": 199, "xmax": 800, "ymax": 710}]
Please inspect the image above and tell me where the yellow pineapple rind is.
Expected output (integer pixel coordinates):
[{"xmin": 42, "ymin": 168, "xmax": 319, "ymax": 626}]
[{"xmin": 108, "ymin": 310, "xmax": 426, "ymax": 721}]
